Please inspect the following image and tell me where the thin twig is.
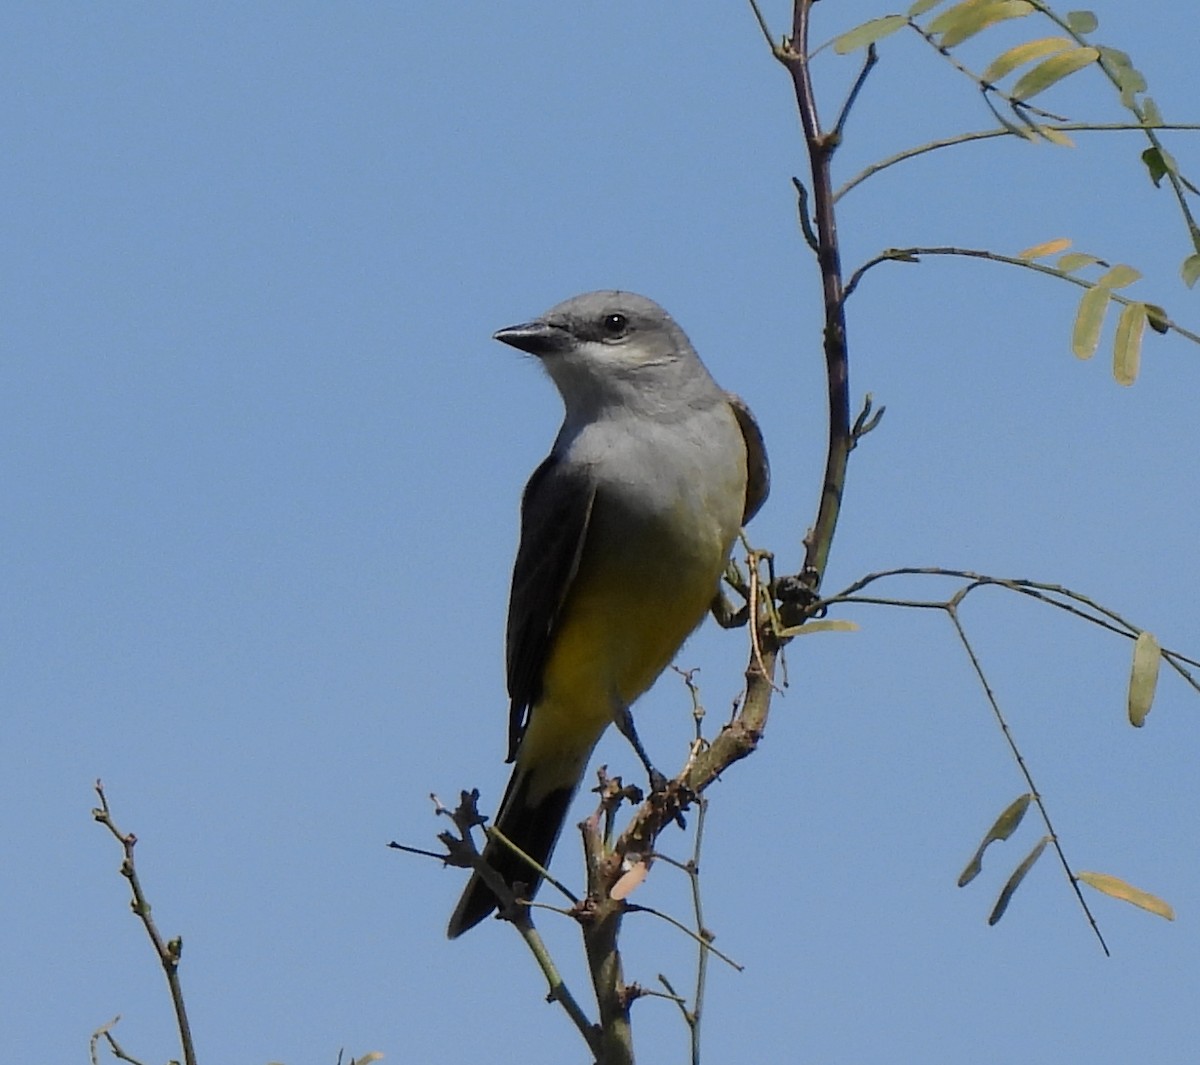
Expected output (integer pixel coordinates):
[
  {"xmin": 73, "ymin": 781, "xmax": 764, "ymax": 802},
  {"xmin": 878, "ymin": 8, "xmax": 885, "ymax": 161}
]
[
  {"xmin": 832, "ymin": 44, "xmax": 878, "ymax": 143},
  {"xmin": 824, "ymin": 567, "xmax": 1199, "ymax": 670},
  {"xmin": 92, "ymin": 783, "xmax": 198, "ymax": 1065},
  {"xmin": 842, "ymin": 245, "xmax": 1200, "ymax": 345},
  {"xmin": 488, "ymin": 825, "xmax": 580, "ymax": 906},
  {"xmin": 93, "ymin": 1023, "xmax": 150, "ymax": 1065},
  {"xmin": 835, "ymin": 122, "xmax": 1200, "ymax": 202},
  {"xmin": 688, "ymin": 798, "xmax": 710, "ymax": 1065},
  {"xmin": 90, "ymin": 1018, "xmax": 151, "ymax": 1065},
  {"xmin": 623, "ymin": 901, "xmax": 742, "ymax": 971},
  {"xmin": 673, "ymin": 666, "xmax": 710, "ymax": 746},
  {"xmin": 656, "ymin": 973, "xmax": 693, "ymax": 1019},
  {"xmin": 747, "ymin": 550, "xmax": 771, "ymax": 688},
  {"xmin": 513, "ymin": 911, "xmax": 603, "ymax": 1057},
  {"xmin": 746, "ymin": 0, "xmax": 780, "ymax": 57}
]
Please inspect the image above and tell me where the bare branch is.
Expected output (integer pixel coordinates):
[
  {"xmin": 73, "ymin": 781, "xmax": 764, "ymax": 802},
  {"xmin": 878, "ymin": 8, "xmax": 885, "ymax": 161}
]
[{"xmin": 92, "ymin": 783, "xmax": 198, "ymax": 1065}]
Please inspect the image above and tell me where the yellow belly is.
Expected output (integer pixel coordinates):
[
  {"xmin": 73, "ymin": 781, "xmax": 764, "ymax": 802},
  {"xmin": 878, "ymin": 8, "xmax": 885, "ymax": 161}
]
[{"xmin": 515, "ymin": 524, "xmax": 729, "ymax": 792}]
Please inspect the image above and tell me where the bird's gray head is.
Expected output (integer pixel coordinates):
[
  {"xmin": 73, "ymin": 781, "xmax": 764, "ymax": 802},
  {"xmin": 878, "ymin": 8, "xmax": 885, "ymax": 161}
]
[{"xmin": 493, "ymin": 290, "xmax": 721, "ymax": 424}]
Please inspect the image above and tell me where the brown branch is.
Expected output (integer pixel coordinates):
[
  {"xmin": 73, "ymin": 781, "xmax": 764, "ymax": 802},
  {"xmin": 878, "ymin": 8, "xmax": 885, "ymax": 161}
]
[
  {"xmin": 781, "ymin": 1, "xmax": 853, "ymax": 586},
  {"xmin": 612, "ymin": 624, "xmax": 781, "ymax": 871}
]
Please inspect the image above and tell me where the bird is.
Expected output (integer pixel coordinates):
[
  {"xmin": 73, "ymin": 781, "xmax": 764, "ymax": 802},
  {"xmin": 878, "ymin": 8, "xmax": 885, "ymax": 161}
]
[{"xmin": 447, "ymin": 290, "xmax": 768, "ymax": 938}]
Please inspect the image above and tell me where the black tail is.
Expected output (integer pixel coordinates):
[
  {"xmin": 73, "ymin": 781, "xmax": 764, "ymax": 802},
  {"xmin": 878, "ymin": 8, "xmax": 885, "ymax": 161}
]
[{"xmin": 446, "ymin": 770, "xmax": 575, "ymax": 938}]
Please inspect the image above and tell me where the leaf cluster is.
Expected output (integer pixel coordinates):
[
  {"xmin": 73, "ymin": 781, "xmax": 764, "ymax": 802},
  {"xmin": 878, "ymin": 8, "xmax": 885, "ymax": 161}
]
[{"xmin": 832, "ymin": 0, "xmax": 1200, "ymax": 287}]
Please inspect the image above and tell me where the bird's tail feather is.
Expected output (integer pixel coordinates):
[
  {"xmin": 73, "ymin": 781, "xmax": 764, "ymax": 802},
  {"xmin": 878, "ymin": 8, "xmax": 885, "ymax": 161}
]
[{"xmin": 446, "ymin": 768, "xmax": 576, "ymax": 938}]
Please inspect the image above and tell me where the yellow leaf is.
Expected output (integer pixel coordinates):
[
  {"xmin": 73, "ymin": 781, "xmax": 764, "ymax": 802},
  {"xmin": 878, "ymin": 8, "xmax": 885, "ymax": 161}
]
[
  {"xmin": 1096, "ymin": 263, "xmax": 1141, "ymax": 289},
  {"xmin": 927, "ymin": 0, "xmax": 993, "ymax": 34},
  {"xmin": 1078, "ymin": 871, "xmax": 1174, "ymax": 920},
  {"xmin": 1011, "ymin": 46, "xmax": 1099, "ymax": 100},
  {"xmin": 1127, "ymin": 629, "xmax": 1161, "ymax": 726},
  {"xmin": 833, "ymin": 15, "xmax": 908, "ymax": 54},
  {"xmin": 1057, "ymin": 251, "xmax": 1102, "ymax": 273},
  {"xmin": 982, "ymin": 36, "xmax": 1074, "ymax": 83},
  {"xmin": 1071, "ymin": 285, "xmax": 1109, "ymax": 359},
  {"xmin": 1112, "ymin": 302, "xmax": 1146, "ymax": 386},
  {"xmin": 1036, "ymin": 125, "xmax": 1075, "ymax": 147},
  {"xmin": 938, "ymin": 0, "xmax": 1034, "ymax": 49},
  {"xmin": 1018, "ymin": 237, "xmax": 1071, "ymax": 260}
]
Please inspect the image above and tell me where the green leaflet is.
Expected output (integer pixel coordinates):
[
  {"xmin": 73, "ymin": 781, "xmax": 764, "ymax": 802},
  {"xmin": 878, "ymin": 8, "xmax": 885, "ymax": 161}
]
[
  {"xmin": 958, "ymin": 793, "xmax": 1033, "ymax": 887},
  {"xmin": 1096, "ymin": 263, "xmax": 1141, "ymax": 289},
  {"xmin": 833, "ymin": 15, "xmax": 907, "ymax": 54},
  {"xmin": 988, "ymin": 837, "xmax": 1049, "ymax": 925},
  {"xmin": 1064, "ymin": 9, "xmax": 1099, "ymax": 34},
  {"xmin": 1097, "ymin": 45, "xmax": 1147, "ymax": 107},
  {"xmin": 1142, "ymin": 147, "xmax": 1170, "ymax": 187},
  {"xmin": 1182, "ymin": 254, "xmax": 1200, "ymax": 289}
]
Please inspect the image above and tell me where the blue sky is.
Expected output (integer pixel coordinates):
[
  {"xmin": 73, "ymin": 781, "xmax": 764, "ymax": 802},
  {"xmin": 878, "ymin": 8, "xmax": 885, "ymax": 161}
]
[{"xmin": 4, "ymin": 3, "xmax": 1198, "ymax": 1062}]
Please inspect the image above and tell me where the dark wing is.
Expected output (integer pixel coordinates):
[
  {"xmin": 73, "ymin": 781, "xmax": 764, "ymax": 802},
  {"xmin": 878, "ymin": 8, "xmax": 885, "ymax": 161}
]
[
  {"xmin": 504, "ymin": 453, "xmax": 596, "ymax": 762},
  {"xmin": 726, "ymin": 392, "xmax": 770, "ymax": 524}
]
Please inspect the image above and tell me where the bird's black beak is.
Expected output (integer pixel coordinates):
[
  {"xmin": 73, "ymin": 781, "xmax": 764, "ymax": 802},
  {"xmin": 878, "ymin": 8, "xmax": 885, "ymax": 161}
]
[{"xmin": 493, "ymin": 320, "xmax": 572, "ymax": 356}]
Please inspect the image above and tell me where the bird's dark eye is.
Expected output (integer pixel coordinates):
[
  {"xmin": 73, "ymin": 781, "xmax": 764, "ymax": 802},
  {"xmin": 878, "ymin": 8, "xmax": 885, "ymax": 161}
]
[{"xmin": 601, "ymin": 312, "xmax": 629, "ymax": 337}]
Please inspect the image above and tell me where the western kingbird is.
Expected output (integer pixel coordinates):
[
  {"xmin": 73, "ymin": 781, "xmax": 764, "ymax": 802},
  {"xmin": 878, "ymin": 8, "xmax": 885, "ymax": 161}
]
[{"xmin": 447, "ymin": 290, "xmax": 768, "ymax": 938}]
